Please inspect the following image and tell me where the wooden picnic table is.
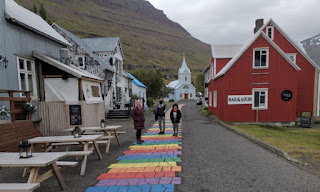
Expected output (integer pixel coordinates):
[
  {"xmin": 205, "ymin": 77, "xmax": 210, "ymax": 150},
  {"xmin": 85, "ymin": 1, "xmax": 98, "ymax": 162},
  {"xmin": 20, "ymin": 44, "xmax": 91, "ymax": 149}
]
[
  {"xmin": 64, "ymin": 125, "xmax": 122, "ymax": 146},
  {"xmin": 0, "ymin": 152, "xmax": 68, "ymax": 190},
  {"xmin": 28, "ymin": 135, "xmax": 102, "ymax": 175}
]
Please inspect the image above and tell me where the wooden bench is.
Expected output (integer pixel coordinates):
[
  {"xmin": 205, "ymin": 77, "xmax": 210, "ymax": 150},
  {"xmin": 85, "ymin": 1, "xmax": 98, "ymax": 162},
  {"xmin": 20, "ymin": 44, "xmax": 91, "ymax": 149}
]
[
  {"xmin": 51, "ymin": 142, "xmax": 80, "ymax": 146},
  {"xmin": 111, "ymin": 131, "xmax": 126, "ymax": 135},
  {"xmin": 0, "ymin": 183, "xmax": 40, "ymax": 192},
  {"xmin": 56, "ymin": 161, "xmax": 78, "ymax": 167},
  {"xmin": 66, "ymin": 151, "xmax": 93, "ymax": 157}
]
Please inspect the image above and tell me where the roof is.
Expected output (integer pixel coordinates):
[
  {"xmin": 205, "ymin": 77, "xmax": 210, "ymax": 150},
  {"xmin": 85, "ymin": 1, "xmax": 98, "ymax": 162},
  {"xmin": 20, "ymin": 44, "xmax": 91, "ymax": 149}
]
[
  {"xmin": 214, "ymin": 19, "xmax": 301, "ymax": 80},
  {"xmin": 5, "ymin": 0, "xmax": 69, "ymax": 46},
  {"xmin": 52, "ymin": 24, "xmax": 114, "ymax": 72},
  {"xmin": 122, "ymin": 71, "xmax": 133, "ymax": 80},
  {"xmin": 82, "ymin": 37, "xmax": 120, "ymax": 53},
  {"xmin": 212, "ymin": 45, "xmax": 243, "ymax": 58},
  {"xmin": 179, "ymin": 53, "xmax": 191, "ymax": 74},
  {"xmin": 127, "ymin": 73, "xmax": 147, "ymax": 89},
  {"xmin": 167, "ymin": 80, "xmax": 179, "ymax": 89},
  {"xmin": 33, "ymin": 52, "xmax": 103, "ymax": 82},
  {"xmin": 269, "ymin": 19, "xmax": 319, "ymax": 71}
]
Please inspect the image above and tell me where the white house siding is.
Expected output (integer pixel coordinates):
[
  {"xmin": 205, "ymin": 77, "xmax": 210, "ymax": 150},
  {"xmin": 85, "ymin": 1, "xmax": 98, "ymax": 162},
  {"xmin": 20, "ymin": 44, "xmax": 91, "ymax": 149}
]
[{"xmin": 132, "ymin": 83, "xmax": 147, "ymax": 108}]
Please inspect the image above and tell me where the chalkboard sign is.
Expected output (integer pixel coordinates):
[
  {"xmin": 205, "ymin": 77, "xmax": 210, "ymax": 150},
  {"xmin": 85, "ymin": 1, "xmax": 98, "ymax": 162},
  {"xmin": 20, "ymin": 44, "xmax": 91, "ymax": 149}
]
[
  {"xmin": 300, "ymin": 112, "xmax": 312, "ymax": 128},
  {"xmin": 69, "ymin": 105, "xmax": 82, "ymax": 125},
  {"xmin": 281, "ymin": 90, "xmax": 293, "ymax": 101}
]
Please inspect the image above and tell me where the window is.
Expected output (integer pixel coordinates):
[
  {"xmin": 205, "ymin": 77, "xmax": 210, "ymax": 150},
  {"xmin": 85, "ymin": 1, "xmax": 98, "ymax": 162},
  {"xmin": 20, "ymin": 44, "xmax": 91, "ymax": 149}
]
[
  {"xmin": 17, "ymin": 57, "xmax": 37, "ymax": 99},
  {"xmin": 75, "ymin": 55, "xmax": 85, "ymax": 68},
  {"xmin": 209, "ymin": 92, "xmax": 212, "ymax": 107},
  {"xmin": 253, "ymin": 48, "xmax": 269, "ymax": 68},
  {"xmin": 252, "ymin": 89, "xmax": 268, "ymax": 109},
  {"xmin": 185, "ymin": 77, "xmax": 187, "ymax": 81},
  {"xmin": 213, "ymin": 90, "xmax": 217, "ymax": 108},
  {"xmin": 180, "ymin": 94, "xmax": 182, "ymax": 98},
  {"xmin": 190, "ymin": 93, "xmax": 192, "ymax": 98},
  {"xmin": 287, "ymin": 54, "xmax": 296, "ymax": 64},
  {"xmin": 266, "ymin": 26, "xmax": 274, "ymax": 40},
  {"xmin": 183, "ymin": 86, "xmax": 189, "ymax": 89}
]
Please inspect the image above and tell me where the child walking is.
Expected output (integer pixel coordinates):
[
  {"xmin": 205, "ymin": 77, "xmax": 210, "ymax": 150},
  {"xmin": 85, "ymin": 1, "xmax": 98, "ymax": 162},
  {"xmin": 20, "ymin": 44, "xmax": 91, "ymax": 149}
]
[{"xmin": 170, "ymin": 103, "xmax": 181, "ymax": 137}]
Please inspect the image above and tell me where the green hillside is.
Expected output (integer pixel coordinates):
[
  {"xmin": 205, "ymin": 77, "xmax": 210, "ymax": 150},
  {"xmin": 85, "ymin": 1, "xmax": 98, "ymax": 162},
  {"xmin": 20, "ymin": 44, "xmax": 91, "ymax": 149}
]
[{"xmin": 16, "ymin": 0, "xmax": 211, "ymax": 82}]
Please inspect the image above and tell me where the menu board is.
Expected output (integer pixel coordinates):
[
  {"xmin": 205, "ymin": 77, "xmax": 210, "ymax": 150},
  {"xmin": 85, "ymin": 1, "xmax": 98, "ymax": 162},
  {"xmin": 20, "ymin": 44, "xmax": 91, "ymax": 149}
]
[
  {"xmin": 69, "ymin": 105, "xmax": 82, "ymax": 125},
  {"xmin": 300, "ymin": 112, "xmax": 311, "ymax": 128}
]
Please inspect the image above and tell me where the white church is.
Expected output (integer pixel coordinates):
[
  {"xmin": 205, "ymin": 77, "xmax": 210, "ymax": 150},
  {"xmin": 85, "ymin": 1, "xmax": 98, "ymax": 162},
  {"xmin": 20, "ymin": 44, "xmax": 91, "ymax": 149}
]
[{"xmin": 165, "ymin": 53, "xmax": 196, "ymax": 101}]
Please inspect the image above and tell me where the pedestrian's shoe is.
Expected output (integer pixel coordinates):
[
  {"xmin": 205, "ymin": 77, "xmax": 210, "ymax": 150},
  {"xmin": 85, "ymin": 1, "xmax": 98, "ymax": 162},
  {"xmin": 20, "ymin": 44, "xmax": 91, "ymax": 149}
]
[
  {"xmin": 158, "ymin": 131, "xmax": 162, "ymax": 134},
  {"xmin": 139, "ymin": 139, "xmax": 145, "ymax": 143},
  {"xmin": 161, "ymin": 131, "xmax": 165, "ymax": 134},
  {"xmin": 137, "ymin": 140, "xmax": 141, "ymax": 144}
]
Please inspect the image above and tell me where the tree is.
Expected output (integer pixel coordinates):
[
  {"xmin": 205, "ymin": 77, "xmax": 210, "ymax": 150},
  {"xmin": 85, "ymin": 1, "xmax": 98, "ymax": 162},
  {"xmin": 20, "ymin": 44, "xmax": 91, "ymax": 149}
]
[
  {"xmin": 195, "ymin": 73, "xmax": 204, "ymax": 94},
  {"xmin": 32, "ymin": 4, "xmax": 38, "ymax": 14},
  {"xmin": 131, "ymin": 69, "xmax": 165, "ymax": 98},
  {"xmin": 39, "ymin": 4, "xmax": 47, "ymax": 21}
]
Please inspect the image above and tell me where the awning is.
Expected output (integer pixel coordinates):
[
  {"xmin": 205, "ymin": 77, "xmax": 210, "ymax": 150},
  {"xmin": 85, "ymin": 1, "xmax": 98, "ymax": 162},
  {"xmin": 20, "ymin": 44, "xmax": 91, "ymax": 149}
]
[{"xmin": 33, "ymin": 51, "xmax": 103, "ymax": 82}]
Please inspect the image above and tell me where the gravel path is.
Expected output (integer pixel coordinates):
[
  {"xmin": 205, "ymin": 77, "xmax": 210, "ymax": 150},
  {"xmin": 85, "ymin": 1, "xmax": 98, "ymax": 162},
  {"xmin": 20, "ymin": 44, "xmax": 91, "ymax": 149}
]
[{"xmin": 176, "ymin": 101, "xmax": 320, "ymax": 192}]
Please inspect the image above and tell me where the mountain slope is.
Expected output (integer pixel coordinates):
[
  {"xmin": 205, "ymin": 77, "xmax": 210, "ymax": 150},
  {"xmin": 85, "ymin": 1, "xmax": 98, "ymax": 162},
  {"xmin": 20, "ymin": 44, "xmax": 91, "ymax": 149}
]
[
  {"xmin": 301, "ymin": 33, "xmax": 320, "ymax": 67},
  {"xmin": 16, "ymin": 0, "xmax": 211, "ymax": 81}
]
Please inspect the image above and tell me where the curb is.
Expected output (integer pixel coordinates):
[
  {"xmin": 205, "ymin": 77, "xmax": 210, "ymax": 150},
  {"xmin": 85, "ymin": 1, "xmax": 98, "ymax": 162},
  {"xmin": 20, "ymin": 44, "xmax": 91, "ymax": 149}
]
[{"xmin": 200, "ymin": 108, "xmax": 301, "ymax": 164}]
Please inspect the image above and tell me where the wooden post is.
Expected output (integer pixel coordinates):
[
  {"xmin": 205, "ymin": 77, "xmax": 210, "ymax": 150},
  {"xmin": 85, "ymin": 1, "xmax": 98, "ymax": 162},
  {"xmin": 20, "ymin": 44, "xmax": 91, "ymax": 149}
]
[
  {"xmin": 26, "ymin": 92, "xmax": 32, "ymax": 120},
  {"xmin": 38, "ymin": 62, "xmax": 45, "ymax": 101},
  {"xmin": 9, "ymin": 91, "xmax": 15, "ymax": 122}
]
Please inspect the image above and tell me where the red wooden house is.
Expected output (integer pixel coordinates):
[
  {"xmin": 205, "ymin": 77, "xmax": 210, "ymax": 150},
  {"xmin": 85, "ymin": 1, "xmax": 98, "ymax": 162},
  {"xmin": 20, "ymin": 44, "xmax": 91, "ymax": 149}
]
[{"xmin": 206, "ymin": 19, "xmax": 320, "ymax": 123}]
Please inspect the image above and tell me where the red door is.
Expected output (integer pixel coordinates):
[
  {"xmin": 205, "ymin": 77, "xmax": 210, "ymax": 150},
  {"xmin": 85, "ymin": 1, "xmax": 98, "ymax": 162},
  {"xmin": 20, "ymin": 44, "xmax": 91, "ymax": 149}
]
[{"xmin": 184, "ymin": 94, "xmax": 188, "ymax": 99}]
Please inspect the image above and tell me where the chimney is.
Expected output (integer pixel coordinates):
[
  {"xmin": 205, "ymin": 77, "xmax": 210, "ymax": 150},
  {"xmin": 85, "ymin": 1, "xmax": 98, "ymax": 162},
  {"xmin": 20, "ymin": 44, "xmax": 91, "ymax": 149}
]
[
  {"xmin": 254, "ymin": 19, "xmax": 264, "ymax": 34},
  {"xmin": 60, "ymin": 48, "xmax": 70, "ymax": 65}
]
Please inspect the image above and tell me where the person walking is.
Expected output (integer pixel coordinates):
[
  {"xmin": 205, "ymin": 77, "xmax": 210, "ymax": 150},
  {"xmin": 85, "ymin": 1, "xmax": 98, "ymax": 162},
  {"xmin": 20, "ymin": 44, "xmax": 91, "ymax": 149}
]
[
  {"xmin": 170, "ymin": 103, "xmax": 181, "ymax": 137},
  {"xmin": 155, "ymin": 97, "xmax": 167, "ymax": 134},
  {"xmin": 132, "ymin": 100, "xmax": 145, "ymax": 144}
]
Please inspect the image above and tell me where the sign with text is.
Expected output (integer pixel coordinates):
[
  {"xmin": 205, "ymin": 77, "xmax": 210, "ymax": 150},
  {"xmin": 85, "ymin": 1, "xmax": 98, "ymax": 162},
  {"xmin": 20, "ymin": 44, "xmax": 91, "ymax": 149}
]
[
  {"xmin": 300, "ymin": 112, "xmax": 312, "ymax": 128},
  {"xmin": 228, "ymin": 95, "xmax": 253, "ymax": 105},
  {"xmin": 281, "ymin": 90, "xmax": 293, "ymax": 101},
  {"xmin": 69, "ymin": 105, "xmax": 82, "ymax": 125}
]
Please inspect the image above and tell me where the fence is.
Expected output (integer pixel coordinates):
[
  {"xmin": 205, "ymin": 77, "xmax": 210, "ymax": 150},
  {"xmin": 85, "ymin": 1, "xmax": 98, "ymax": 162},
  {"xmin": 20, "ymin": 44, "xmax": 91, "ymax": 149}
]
[{"xmin": 38, "ymin": 101, "xmax": 104, "ymax": 136}]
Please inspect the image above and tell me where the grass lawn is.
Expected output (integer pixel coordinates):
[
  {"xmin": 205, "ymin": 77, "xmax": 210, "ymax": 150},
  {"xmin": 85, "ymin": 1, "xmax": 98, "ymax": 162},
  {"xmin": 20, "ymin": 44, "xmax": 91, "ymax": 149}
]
[{"xmin": 231, "ymin": 124, "xmax": 320, "ymax": 163}]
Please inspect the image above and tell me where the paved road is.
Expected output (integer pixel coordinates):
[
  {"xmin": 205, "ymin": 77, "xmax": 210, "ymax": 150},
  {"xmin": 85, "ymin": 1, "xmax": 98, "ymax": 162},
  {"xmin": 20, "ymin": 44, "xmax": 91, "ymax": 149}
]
[{"xmin": 176, "ymin": 101, "xmax": 320, "ymax": 192}]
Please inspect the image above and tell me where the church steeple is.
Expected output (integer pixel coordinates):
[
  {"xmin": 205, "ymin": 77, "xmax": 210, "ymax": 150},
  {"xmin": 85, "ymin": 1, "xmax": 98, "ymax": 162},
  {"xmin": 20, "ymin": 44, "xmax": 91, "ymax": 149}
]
[
  {"xmin": 178, "ymin": 52, "xmax": 191, "ymax": 84},
  {"xmin": 179, "ymin": 52, "xmax": 191, "ymax": 74}
]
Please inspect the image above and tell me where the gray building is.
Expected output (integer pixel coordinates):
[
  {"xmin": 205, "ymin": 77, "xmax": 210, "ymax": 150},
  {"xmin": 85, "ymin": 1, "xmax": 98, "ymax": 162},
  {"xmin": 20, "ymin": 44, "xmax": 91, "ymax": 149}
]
[{"xmin": 0, "ymin": 0, "xmax": 69, "ymax": 120}]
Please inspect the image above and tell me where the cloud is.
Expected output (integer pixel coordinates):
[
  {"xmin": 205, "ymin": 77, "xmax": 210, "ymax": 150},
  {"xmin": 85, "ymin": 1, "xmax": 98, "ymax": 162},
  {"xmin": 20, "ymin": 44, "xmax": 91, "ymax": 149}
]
[{"xmin": 148, "ymin": 0, "xmax": 320, "ymax": 45}]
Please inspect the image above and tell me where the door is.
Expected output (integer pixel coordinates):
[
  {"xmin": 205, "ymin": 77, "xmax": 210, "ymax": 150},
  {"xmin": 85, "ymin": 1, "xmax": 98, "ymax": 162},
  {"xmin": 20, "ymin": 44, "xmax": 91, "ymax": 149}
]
[{"xmin": 184, "ymin": 94, "xmax": 189, "ymax": 99}]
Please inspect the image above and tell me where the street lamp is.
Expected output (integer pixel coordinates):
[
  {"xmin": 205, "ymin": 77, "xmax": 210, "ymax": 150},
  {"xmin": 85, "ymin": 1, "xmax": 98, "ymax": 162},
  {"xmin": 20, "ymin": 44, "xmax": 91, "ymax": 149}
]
[{"xmin": 0, "ymin": 55, "xmax": 8, "ymax": 69}]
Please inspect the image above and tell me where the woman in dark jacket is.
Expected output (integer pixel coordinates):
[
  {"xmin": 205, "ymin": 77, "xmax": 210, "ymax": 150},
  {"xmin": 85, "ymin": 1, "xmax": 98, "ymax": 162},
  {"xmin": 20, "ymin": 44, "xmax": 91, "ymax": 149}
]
[
  {"xmin": 170, "ymin": 103, "xmax": 181, "ymax": 137},
  {"xmin": 132, "ymin": 100, "xmax": 145, "ymax": 144}
]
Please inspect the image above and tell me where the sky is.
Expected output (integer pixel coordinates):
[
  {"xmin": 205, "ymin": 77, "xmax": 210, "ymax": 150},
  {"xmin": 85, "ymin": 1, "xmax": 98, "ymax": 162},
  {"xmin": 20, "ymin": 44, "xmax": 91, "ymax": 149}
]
[{"xmin": 147, "ymin": 0, "xmax": 320, "ymax": 45}]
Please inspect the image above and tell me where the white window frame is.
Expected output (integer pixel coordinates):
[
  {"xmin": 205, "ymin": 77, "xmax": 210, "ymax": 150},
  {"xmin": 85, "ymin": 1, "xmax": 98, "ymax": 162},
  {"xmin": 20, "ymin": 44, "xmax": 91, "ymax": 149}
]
[
  {"xmin": 213, "ymin": 90, "xmax": 217, "ymax": 108},
  {"xmin": 209, "ymin": 92, "xmax": 212, "ymax": 107},
  {"xmin": 75, "ymin": 55, "xmax": 85, "ymax": 69},
  {"xmin": 253, "ymin": 48, "xmax": 269, "ymax": 69},
  {"xmin": 266, "ymin": 26, "xmax": 274, "ymax": 40},
  {"xmin": 17, "ymin": 56, "xmax": 38, "ymax": 100},
  {"xmin": 286, "ymin": 53, "xmax": 297, "ymax": 64},
  {"xmin": 252, "ymin": 88, "xmax": 268, "ymax": 110},
  {"xmin": 213, "ymin": 58, "xmax": 217, "ymax": 77}
]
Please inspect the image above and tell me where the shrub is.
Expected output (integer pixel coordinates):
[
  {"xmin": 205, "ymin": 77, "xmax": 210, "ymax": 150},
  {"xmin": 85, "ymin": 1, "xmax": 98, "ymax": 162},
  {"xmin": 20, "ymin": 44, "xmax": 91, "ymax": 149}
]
[
  {"xmin": 147, "ymin": 98, "xmax": 154, "ymax": 107},
  {"xmin": 169, "ymin": 99, "xmax": 175, "ymax": 102}
]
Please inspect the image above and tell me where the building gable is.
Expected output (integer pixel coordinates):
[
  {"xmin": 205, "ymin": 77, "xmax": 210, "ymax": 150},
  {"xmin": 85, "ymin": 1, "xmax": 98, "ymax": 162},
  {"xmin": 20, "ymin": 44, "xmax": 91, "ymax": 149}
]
[
  {"xmin": 263, "ymin": 19, "xmax": 320, "ymax": 71},
  {"xmin": 214, "ymin": 27, "xmax": 300, "ymax": 80}
]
